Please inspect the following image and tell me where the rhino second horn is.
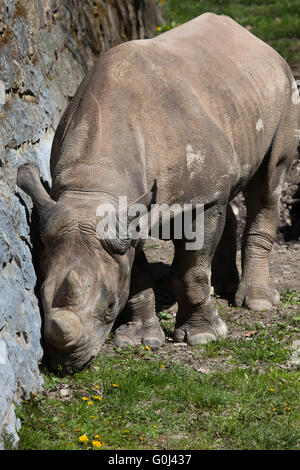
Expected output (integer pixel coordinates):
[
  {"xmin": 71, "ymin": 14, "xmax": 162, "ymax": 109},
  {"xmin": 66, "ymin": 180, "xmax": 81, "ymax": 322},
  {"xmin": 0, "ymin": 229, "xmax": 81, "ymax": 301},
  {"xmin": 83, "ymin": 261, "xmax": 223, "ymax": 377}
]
[
  {"xmin": 46, "ymin": 310, "xmax": 83, "ymax": 349},
  {"xmin": 65, "ymin": 270, "xmax": 84, "ymax": 303}
]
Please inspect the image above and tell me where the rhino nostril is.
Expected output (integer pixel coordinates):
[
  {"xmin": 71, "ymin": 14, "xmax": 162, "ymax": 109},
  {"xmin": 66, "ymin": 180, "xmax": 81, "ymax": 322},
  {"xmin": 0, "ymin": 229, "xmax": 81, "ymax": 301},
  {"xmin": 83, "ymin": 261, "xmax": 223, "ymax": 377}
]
[{"xmin": 46, "ymin": 310, "xmax": 83, "ymax": 348}]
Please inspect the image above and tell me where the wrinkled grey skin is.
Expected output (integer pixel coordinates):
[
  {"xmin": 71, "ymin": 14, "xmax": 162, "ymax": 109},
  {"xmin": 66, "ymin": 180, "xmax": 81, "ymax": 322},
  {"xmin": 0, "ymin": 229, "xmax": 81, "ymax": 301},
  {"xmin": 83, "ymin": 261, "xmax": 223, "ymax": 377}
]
[{"xmin": 17, "ymin": 13, "xmax": 299, "ymax": 372}]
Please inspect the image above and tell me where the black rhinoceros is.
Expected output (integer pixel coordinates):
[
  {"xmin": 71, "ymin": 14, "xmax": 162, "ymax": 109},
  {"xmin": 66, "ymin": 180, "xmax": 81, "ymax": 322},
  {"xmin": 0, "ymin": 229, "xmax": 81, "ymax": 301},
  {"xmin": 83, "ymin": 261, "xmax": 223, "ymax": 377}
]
[{"xmin": 17, "ymin": 13, "xmax": 299, "ymax": 372}]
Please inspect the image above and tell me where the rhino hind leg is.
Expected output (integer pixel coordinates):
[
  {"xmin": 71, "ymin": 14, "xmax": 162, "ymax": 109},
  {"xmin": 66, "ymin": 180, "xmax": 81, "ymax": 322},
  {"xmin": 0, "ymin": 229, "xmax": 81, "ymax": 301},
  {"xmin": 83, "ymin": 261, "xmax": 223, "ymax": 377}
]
[
  {"xmin": 234, "ymin": 171, "xmax": 281, "ymax": 310},
  {"xmin": 171, "ymin": 204, "xmax": 228, "ymax": 345},
  {"xmin": 234, "ymin": 132, "xmax": 295, "ymax": 311},
  {"xmin": 211, "ymin": 203, "xmax": 240, "ymax": 303},
  {"xmin": 114, "ymin": 250, "xmax": 165, "ymax": 349}
]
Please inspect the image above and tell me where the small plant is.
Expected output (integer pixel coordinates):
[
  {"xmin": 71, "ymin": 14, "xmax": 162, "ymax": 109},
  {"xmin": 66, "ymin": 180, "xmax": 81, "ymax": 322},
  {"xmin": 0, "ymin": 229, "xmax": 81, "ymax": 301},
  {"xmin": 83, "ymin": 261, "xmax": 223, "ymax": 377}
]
[
  {"xmin": 281, "ymin": 290, "xmax": 300, "ymax": 307},
  {"xmin": 2, "ymin": 431, "xmax": 16, "ymax": 450},
  {"xmin": 158, "ymin": 311, "xmax": 173, "ymax": 320}
]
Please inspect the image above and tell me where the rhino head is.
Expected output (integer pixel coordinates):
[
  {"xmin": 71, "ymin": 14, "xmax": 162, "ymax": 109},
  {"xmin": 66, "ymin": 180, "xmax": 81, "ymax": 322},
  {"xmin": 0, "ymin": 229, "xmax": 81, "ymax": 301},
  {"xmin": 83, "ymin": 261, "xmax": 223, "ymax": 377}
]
[{"xmin": 17, "ymin": 163, "xmax": 153, "ymax": 373}]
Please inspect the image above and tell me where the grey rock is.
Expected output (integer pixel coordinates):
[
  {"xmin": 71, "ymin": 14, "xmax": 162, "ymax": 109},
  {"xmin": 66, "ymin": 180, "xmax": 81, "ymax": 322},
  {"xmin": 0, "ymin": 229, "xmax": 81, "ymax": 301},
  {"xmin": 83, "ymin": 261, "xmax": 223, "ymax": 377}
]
[{"xmin": 0, "ymin": 0, "xmax": 161, "ymax": 449}]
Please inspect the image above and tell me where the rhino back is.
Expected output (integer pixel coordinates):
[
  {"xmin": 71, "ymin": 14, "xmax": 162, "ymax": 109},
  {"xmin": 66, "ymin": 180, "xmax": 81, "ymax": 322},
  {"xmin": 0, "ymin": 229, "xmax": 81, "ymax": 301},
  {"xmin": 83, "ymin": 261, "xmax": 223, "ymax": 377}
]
[{"xmin": 50, "ymin": 12, "xmax": 296, "ymax": 205}]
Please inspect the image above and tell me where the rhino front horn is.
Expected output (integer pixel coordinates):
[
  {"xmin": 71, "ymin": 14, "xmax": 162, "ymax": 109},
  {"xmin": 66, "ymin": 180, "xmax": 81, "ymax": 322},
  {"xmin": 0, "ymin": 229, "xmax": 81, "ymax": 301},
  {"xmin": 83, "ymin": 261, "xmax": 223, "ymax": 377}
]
[{"xmin": 46, "ymin": 310, "xmax": 83, "ymax": 349}]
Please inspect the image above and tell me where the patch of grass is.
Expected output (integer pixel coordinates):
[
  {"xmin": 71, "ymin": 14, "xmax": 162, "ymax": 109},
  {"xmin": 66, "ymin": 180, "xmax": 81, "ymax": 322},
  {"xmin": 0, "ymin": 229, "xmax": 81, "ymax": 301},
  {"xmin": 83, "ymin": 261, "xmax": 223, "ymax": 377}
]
[
  {"xmin": 2, "ymin": 432, "xmax": 15, "ymax": 450},
  {"xmin": 17, "ymin": 292, "xmax": 300, "ymax": 451},
  {"xmin": 281, "ymin": 289, "xmax": 300, "ymax": 307},
  {"xmin": 157, "ymin": 0, "xmax": 300, "ymax": 70},
  {"xmin": 147, "ymin": 243, "xmax": 161, "ymax": 249},
  {"xmin": 158, "ymin": 311, "xmax": 175, "ymax": 337},
  {"xmin": 17, "ymin": 353, "xmax": 300, "ymax": 450},
  {"xmin": 196, "ymin": 323, "xmax": 294, "ymax": 365}
]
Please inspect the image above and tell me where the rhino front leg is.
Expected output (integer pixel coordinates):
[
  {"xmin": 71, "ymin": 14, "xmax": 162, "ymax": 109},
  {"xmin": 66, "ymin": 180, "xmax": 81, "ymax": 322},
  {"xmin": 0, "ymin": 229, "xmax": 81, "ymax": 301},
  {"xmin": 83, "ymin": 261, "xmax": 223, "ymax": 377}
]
[
  {"xmin": 211, "ymin": 203, "xmax": 240, "ymax": 302},
  {"xmin": 171, "ymin": 204, "xmax": 228, "ymax": 345},
  {"xmin": 114, "ymin": 250, "xmax": 165, "ymax": 349}
]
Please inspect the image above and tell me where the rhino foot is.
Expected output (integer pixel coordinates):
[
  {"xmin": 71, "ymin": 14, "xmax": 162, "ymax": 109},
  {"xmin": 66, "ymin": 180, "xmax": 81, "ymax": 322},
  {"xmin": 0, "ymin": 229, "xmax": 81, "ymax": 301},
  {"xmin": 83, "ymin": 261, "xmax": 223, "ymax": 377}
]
[
  {"xmin": 114, "ymin": 317, "xmax": 165, "ymax": 350},
  {"xmin": 234, "ymin": 283, "xmax": 280, "ymax": 311},
  {"xmin": 174, "ymin": 311, "xmax": 227, "ymax": 346}
]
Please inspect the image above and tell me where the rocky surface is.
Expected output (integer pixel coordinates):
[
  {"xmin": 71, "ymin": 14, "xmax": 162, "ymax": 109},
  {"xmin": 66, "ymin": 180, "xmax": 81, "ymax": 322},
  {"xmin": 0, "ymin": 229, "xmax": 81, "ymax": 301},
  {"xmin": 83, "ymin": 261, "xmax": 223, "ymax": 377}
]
[{"xmin": 0, "ymin": 0, "xmax": 162, "ymax": 449}]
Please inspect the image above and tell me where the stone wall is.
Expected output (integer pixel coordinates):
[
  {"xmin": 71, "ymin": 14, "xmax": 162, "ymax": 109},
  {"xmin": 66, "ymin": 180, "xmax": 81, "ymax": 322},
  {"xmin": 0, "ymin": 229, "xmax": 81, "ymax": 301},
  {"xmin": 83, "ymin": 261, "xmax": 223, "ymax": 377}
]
[{"xmin": 0, "ymin": 0, "xmax": 162, "ymax": 449}]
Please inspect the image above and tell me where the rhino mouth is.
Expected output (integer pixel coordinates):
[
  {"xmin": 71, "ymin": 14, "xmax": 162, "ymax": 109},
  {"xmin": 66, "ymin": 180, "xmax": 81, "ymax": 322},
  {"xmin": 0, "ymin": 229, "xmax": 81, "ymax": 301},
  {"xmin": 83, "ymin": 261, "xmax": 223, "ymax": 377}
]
[
  {"xmin": 44, "ymin": 341, "xmax": 99, "ymax": 374},
  {"xmin": 43, "ymin": 312, "xmax": 113, "ymax": 373}
]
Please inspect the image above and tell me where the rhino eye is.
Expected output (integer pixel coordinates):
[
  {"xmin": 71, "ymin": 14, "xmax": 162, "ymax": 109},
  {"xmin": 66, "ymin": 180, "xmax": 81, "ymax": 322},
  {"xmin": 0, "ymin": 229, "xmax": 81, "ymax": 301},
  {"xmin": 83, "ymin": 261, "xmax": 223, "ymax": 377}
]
[{"xmin": 103, "ymin": 301, "xmax": 116, "ymax": 323}]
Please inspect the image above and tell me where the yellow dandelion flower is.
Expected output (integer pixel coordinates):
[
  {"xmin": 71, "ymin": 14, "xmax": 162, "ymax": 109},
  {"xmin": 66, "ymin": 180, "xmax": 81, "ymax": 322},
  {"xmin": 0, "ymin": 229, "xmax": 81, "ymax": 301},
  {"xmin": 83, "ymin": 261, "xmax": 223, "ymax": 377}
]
[
  {"xmin": 269, "ymin": 388, "xmax": 275, "ymax": 392},
  {"xmin": 94, "ymin": 435, "xmax": 101, "ymax": 439},
  {"xmin": 140, "ymin": 436, "xmax": 144, "ymax": 441},
  {"xmin": 145, "ymin": 345, "xmax": 151, "ymax": 351},
  {"xmin": 92, "ymin": 440, "xmax": 102, "ymax": 448},
  {"xmin": 93, "ymin": 395, "xmax": 102, "ymax": 400},
  {"xmin": 160, "ymin": 364, "xmax": 166, "ymax": 368},
  {"xmin": 94, "ymin": 385, "xmax": 99, "ymax": 389},
  {"xmin": 90, "ymin": 416, "xmax": 97, "ymax": 419},
  {"xmin": 112, "ymin": 384, "xmax": 119, "ymax": 388},
  {"xmin": 153, "ymin": 425, "xmax": 157, "ymax": 429},
  {"xmin": 284, "ymin": 406, "xmax": 291, "ymax": 411},
  {"xmin": 87, "ymin": 401, "xmax": 94, "ymax": 405},
  {"xmin": 157, "ymin": 26, "xmax": 161, "ymax": 31},
  {"xmin": 75, "ymin": 428, "xmax": 82, "ymax": 432},
  {"xmin": 79, "ymin": 434, "xmax": 89, "ymax": 443},
  {"xmin": 81, "ymin": 396, "xmax": 89, "ymax": 401}
]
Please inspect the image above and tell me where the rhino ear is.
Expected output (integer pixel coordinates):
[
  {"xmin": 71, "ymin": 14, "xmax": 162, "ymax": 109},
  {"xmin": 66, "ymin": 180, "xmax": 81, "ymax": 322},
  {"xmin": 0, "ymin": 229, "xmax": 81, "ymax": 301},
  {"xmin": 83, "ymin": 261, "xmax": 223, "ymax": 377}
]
[
  {"xmin": 126, "ymin": 181, "xmax": 157, "ymax": 247},
  {"xmin": 128, "ymin": 180, "xmax": 157, "ymax": 219},
  {"xmin": 118, "ymin": 180, "xmax": 157, "ymax": 251},
  {"xmin": 17, "ymin": 163, "xmax": 56, "ymax": 215},
  {"xmin": 97, "ymin": 181, "xmax": 157, "ymax": 255}
]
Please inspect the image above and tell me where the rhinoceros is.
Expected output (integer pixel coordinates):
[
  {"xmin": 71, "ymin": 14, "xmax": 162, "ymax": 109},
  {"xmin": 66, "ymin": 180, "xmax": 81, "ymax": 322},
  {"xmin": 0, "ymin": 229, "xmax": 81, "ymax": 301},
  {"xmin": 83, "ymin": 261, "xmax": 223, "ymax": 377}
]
[{"xmin": 17, "ymin": 13, "xmax": 299, "ymax": 372}]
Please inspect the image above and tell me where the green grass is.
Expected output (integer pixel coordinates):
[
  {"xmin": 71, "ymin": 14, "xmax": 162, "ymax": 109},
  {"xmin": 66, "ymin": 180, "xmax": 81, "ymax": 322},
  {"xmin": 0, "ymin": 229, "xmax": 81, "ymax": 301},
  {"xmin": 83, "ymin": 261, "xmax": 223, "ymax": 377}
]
[
  {"xmin": 17, "ymin": 351, "xmax": 300, "ymax": 450},
  {"xmin": 157, "ymin": 0, "xmax": 300, "ymax": 70},
  {"xmin": 197, "ymin": 322, "xmax": 296, "ymax": 364},
  {"xmin": 281, "ymin": 289, "xmax": 300, "ymax": 307},
  {"xmin": 16, "ymin": 290, "xmax": 300, "ymax": 450},
  {"xmin": 158, "ymin": 311, "xmax": 175, "ymax": 337}
]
